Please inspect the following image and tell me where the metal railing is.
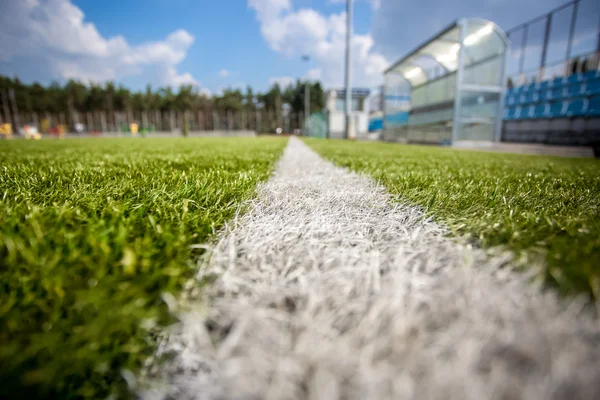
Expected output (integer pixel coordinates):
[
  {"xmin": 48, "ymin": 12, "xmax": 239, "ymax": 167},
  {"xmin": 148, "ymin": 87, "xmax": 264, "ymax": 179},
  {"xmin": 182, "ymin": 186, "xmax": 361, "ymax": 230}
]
[{"xmin": 505, "ymin": 0, "xmax": 600, "ymax": 85}]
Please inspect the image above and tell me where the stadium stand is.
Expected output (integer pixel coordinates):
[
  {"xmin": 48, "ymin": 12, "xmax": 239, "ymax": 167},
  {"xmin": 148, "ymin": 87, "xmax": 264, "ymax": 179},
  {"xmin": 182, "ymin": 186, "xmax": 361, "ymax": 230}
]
[
  {"xmin": 503, "ymin": 68, "xmax": 600, "ymax": 149},
  {"xmin": 381, "ymin": 0, "xmax": 600, "ymax": 156}
]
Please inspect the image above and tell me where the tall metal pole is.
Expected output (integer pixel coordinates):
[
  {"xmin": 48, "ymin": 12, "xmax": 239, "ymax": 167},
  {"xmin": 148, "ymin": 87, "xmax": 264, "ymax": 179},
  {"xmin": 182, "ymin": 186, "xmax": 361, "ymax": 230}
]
[
  {"xmin": 565, "ymin": 0, "xmax": 579, "ymax": 60},
  {"xmin": 304, "ymin": 83, "xmax": 310, "ymax": 124},
  {"xmin": 302, "ymin": 55, "xmax": 311, "ymax": 136},
  {"xmin": 1, "ymin": 90, "xmax": 12, "ymax": 128},
  {"xmin": 539, "ymin": 14, "xmax": 553, "ymax": 81},
  {"xmin": 344, "ymin": 0, "xmax": 353, "ymax": 139}
]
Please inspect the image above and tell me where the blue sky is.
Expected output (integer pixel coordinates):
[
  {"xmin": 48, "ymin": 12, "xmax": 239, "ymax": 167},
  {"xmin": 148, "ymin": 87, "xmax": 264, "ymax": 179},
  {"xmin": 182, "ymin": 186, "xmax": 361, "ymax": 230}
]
[
  {"xmin": 1, "ymin": 0, "xmax": 597, "ymax": 94},
  {"xmin": 67, "ymin": 0, "xmax": 373, "ymax": 91}
]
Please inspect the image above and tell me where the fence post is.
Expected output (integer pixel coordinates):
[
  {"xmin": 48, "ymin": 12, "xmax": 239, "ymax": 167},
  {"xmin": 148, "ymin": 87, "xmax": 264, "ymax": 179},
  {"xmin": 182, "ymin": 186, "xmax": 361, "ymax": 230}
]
[
  {"xmin": 1, "ymin": 91, "xmax": 11, "ymax": 128},
  {"xmin": 518, "ymin": 25, "xmax": 528, "ymax": 76},
  {"xmin": 285, "ymin": 114, "xmax": 290, "ymax": 133},
  {"xmin": 566, "ymin": 1, "xmax": 579, "ymax": 61},
  {"xmin": 267, "ymin": 110, "xmax": 272, "ymax": 133},
  {"xmin": 539, "ymin": 14, "xmax": 553, "ymax": 81},
  {"xmin": 142, "ymin": 110, "xmax": 148, "ymax": 131},
  {"xmin": 8, "ymin": 89, "xmax": 20, "ymax": 131},
  {"xmin": 256, "ymin": 111, "xmax": 261, "ymax": 133},
  {"xmin": 115, "ymin": 112, "xmax": 121, "ymax": 134},
  {"xmin": 58, "ymin": 113, "xmax": 66, "ymax": 128},
  {"xmin": 45, "ymin": 112, "xmax": 52, "ymax": 133},
  {"xmin": 100, "ymin": 111, "xmax": 107, "ymax": 133},
  {"xmin": 86, "ymin": 112, "xmax": 93, "ymax": 133}
]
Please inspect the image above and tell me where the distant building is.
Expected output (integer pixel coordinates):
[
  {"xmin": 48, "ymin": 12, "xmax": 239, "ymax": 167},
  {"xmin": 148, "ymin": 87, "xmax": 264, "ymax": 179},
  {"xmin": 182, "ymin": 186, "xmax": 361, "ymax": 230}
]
[
  {"xmin": 366, "ymin": 87, "xmax": 386, "ymax": 135},
  {"xmin": 325, "ymin": 88, "xmax": 370, "ymax": 139}
]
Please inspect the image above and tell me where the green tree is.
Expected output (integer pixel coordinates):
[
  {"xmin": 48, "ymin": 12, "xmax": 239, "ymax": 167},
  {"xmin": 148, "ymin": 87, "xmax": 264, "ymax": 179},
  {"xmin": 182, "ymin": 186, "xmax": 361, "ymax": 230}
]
[
  {"xmin": 0, "ymin": 73, "xmax": 326, "ymax": 122},
  {"xmin": 214, "ymin": 89, "xmax": 244, "ymax": 112}
]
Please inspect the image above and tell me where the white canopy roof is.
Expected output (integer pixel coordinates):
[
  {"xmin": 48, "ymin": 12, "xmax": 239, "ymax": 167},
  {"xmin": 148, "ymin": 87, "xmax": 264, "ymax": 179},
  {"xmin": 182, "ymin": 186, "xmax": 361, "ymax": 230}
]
[{"xmin": 385, "ymin": 19, "xmax": 509, "ymax": 86}]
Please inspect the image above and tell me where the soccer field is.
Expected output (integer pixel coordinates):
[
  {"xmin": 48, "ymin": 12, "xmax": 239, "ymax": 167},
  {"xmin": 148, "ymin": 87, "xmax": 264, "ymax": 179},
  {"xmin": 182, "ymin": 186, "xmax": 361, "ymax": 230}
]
[
  {"xmin": 2, "ymin": 136, "xmax": 599, "ymax": 398},
  {"xmin": 0, "ymin": 137, "xmax": 286, "ymax": 398},
  {"xmin": 305, "ymin": 138, "xmax": 600, "ymax": 297}
]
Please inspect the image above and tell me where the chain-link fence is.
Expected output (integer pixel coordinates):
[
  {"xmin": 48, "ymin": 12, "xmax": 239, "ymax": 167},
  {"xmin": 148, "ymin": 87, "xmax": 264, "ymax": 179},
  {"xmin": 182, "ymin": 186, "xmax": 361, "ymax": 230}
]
[{"xmin": 0, "ymin": 105, "xmax": 308, "ymax": 136}]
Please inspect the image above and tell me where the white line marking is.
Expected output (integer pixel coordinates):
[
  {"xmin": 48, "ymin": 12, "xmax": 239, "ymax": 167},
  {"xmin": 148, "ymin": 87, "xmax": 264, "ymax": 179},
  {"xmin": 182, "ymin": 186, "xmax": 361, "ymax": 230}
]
[{"xmin": 141, "ymin": 137, "xmax": 600, "ymax": 400}]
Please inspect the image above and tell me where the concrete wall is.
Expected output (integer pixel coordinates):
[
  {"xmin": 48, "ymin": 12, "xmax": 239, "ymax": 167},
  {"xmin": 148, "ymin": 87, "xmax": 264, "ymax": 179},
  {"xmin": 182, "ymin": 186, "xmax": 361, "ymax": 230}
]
[{"xmin": 328, "ymin": 112, "xmax": 369, "ymax": 139}]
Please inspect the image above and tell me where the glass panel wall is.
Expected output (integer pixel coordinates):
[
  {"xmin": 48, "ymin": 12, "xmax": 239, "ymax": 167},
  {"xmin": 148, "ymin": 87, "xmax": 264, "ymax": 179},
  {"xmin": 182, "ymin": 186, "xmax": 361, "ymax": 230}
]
[
  {"xmin": 456, "ymin": 91, "xmax": 501, "ymax": 140},
  {"xmin": 383, "ymin": 18, "xmax": 508, "ymax": 144},
  {"xmin": 455, "ymin": 19, "xmax": 507, "ymax": 141},
  {"xmin": 411, "ymin": 73, "xmax": 456, "ymax": 108}
]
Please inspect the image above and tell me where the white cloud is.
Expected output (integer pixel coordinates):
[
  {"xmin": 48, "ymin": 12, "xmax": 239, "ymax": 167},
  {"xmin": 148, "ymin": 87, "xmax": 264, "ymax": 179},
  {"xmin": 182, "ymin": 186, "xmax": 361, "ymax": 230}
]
[
  {"xmin": 164, "ymin": 67, "xmax": 198, "ymax": 87},
  {"xmin": 0, "ymin": 0, "xmax": 197, "ymax": 86},
  {"xmin": 248, "ymin": 0, "xmax": 291, "ymax": 23},
  {"xmin": 328, "ymin": 0, "xmax": 381, "ymax": 10},
  {"xmin": 219, "ymin": 69, "xmax": 230, "ymax": 77},
  {"xmin": 304, "ymin": 68, "xmax": 323, "ymax": 81},
  {"xmin": 249, "ymin": 0, "xmax": 388, "ymax": 88},
  {"xmin": 269, "ymin": 76, "xmax": 295, "ymax": 88}
]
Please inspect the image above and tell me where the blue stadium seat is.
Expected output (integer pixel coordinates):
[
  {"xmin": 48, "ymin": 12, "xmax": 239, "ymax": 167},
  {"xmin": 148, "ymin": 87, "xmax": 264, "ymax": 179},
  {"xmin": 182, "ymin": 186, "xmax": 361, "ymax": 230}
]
[
  {"xmin": 567, "ymin": 82, "xmax": 585, "ymax": 97},
  {"xmin": 506, "ymin": 87, "xmax": 516, "ymax": 96},
  {"xmin": 550, "ymin": 86, "xmax": 565, "ymax": 100},
  {"xmin": 532, "ymin": 103, "xmax": 549, "ymax": 119},
  {"xmin": 584, "ymin": 80, "xmax": 600, "ymax": 96},
  {"xmin": 582, "ymin": 70, "xmax": 600, "ymax": 82},
  {"xmin": 511, "ymin": 106, "xmax": 523, "ymax": 119},
  {"xmin": 549, "ymin": 101, "xmax": 567, "ymax": 118},
  {"xmin": 587, "ymin": 96, "xmax": 600, "ymax": 116},
  {"xmin": 512, "ymin": 106, "xmax": 522, "ymax": 119},
  {"xmin": 538, "ymin": 80, "xmax": 550, "ymax": 91},
  {"xmin": 524, "ymin": 90, "xmax": 538, "ymax": 104},
  {"xmin": 514, "ymin": 85, "xmax": 526, "ymax": 95},
  {"xmin": 520, "ymin": 105, "xmax": 534, "ymax": 119},
  {"xmin": 551, "ymin": 77, "xmax": 566, "ymax": 87},
  {"xmin": 538, "ymin": 88, "xmax": 552, "ymax": 101},
  {"xmin": 504, "ymin": 106, "xmax": 518, "ymax": 120},
  {"xmin": 523, "ymin": 82, "xmax": 537, "ymax": 93},
  {"xmin": 505, "ymin": 94, "xmax": 516, "ymax": 105},
  {"xmin": 566, "ymin": 98, "xmax": 588, "ymax": 117},
  {"xmin": 567, "ymin": 73, "xmax": 582, "ymax": 84}
]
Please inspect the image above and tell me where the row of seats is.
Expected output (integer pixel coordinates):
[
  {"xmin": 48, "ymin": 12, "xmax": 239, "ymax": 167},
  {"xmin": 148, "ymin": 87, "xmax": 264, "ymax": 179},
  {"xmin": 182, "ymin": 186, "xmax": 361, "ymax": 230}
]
[
  {"xmin": 504, "ymin": 95, "xmax": 600, "ymax": 120},
  {"xmin": 506, "ymin": 70, "xmax": 600, "ymax": 107},
  {"xmin": 506, "ymin": 81, "xmax": 600, "ymax": 105},
  {"xmin": 507, "ymin": 70, "xmax": 600, "ymax": 94}
]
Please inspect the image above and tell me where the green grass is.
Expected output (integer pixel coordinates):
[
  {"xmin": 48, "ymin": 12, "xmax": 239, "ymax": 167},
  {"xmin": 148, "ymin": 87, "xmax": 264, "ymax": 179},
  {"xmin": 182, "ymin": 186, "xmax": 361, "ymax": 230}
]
[
  {"xmin": 0, "ymin": 137, "xmax": 286, "ymax": 399},
  {"xmin": 305, "ymin": 138, "xmax": 600, "ymax": 297}
]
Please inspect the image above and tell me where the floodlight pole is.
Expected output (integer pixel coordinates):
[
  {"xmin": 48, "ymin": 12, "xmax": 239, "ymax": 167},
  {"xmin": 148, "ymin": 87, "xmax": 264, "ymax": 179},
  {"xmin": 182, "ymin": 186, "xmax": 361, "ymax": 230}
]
[
  {"xmin": 302, "ymin": 55, "xmax": 311, "ymax": 136},
  {"xmin": 305, "ymin": 83, "xmax": 310, "ymax": 124},
  {"xmin": 344, "ymin": 0, "xmax": 353, "ymax": 139}
]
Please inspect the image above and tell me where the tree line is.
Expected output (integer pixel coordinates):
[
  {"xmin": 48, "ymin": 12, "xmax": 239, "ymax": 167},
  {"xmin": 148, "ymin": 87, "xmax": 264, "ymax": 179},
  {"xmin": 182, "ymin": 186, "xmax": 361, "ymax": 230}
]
[{"xmin": 0, "ymin": 74, "xmax": 325, "ymax": 122}]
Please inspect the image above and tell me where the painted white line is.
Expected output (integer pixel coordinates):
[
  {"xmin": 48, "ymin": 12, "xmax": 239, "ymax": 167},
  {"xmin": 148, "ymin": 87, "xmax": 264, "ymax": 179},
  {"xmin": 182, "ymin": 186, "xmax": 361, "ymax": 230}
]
[{"xmin": 141, "ymin": 137, "xmax": 600, "ymax": 400}]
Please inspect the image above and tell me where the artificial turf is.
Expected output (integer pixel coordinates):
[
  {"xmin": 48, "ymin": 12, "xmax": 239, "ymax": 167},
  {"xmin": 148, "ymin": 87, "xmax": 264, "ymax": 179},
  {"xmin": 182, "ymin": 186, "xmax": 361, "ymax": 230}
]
[
  {"xmin": 0, "ymin": 136, "xmax": 286, "ymax": 399},
  {"xmin": 305, "ymin": 138, "xmax": 600, "ymax": 298}
]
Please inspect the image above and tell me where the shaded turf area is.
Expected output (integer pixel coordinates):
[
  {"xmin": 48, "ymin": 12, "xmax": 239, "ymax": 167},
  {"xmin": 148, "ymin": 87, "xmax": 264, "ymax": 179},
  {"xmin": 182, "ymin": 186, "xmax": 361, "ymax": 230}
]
[
  {"xmin": 0, "ymin": 137, "xmax": 286, "ymax": 399},
  {"xmin": 305, "ymin": 138, "xmax": 600, "ymax": 298}
]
